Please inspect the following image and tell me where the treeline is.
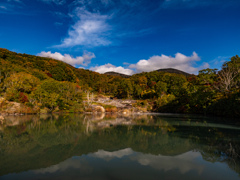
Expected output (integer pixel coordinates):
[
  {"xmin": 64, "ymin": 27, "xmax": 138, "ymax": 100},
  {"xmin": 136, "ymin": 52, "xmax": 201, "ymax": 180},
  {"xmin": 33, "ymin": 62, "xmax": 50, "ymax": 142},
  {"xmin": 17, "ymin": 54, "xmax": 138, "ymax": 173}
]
[
  {"xmin": 0, "ymin": 49, "xmax": 83, "ymax": 113},
  {"xmin": 125, "ymin": 57, "xmax": 240, "ymax": 117},
  {"xmin": 0, "ymin": 48, "xmax": 239, "ymax": 117}
]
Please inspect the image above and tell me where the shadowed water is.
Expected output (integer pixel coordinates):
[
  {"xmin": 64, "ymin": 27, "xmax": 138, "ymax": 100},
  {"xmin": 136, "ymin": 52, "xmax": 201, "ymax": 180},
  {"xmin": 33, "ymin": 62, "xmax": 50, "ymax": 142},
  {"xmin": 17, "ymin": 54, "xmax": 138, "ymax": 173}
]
[{"xmin": 0, "ymin": 113, "xmax": 240, "ymax": 180}]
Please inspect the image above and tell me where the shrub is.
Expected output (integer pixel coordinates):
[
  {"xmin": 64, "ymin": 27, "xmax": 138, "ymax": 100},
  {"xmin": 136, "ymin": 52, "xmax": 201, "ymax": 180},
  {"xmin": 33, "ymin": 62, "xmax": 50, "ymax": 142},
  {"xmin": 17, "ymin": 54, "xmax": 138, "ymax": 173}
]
[
  {"xmin": 104, "ymin": 105, "xmax": 117, "ymax": 113},
  {"xmin": 19, "ymin": 92, "xmax": 29, "ymax": 103}
]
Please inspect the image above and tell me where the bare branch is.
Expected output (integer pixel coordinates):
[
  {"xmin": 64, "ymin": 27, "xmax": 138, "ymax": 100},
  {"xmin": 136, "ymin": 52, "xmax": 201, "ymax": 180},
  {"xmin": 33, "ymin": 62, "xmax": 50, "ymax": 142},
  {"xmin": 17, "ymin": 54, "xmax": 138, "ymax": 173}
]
[
  {"xmin": 218, "ymin": 67, "xmax": 238, "ymax": 91},
  {"xmin": 83, "ymin": 91, "xmax": 94, "ymax": 109}
]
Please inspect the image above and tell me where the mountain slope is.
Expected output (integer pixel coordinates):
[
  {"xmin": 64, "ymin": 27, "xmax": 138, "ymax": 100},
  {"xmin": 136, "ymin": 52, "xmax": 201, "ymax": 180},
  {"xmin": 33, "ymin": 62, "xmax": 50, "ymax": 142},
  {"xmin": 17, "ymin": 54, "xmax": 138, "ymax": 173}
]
[
  {"xmin": 104, "ymin": 71, "xmax": 131, "ymax": 78},
  {"xmin": 156, "ymin": 68, "xmax": 192, "ymax": 76}
]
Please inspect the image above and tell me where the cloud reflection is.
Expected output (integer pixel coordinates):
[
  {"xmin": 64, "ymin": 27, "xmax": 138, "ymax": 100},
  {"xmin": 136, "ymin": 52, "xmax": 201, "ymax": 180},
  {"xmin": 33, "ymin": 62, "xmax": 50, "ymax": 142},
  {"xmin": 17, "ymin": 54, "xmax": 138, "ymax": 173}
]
[
  {"xmin": 90, "ymin": 148, "xmax": 134, "ymax": 160},
  {"xmin": 92, "ymin": 148, "xmax": 204, "ymax": 174},
  {"xmin": 33, "ymin": 148, "xmax": 204, "ymax": 175},
  {"xmin": 131, "ymin": 151, "xmax": 204, "ymax": 174},
  {"xmin": 12, "ymin": 148, "xmax": 237, "ymax": 180},
  {"xmin": 33, "ymin": 157, "xmax": 92, "ymax": 174}
]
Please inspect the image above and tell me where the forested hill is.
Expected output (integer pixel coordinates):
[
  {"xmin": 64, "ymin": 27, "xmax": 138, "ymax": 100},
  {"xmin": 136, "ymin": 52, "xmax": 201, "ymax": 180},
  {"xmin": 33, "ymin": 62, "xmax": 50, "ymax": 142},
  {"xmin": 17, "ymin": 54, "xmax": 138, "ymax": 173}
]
[
  {"xmin": 105, "ymin": 68, "xmax": 191, "ymax": 77},
  {"xmin": 156, "ymin": 68, "xmax": 191, "ymax": 77},
  {"xmin": 0, "ymin": 48, "xmax": 192, "ymax": 93},
  {"xmin": 0, "ymin": 48, "xmax": 96, "ymax": 83},
  {"xmin": 0, "ymin": 48, "xmax": 240, "ymax": 118},
  {"xmin": 0, "ymin": 48, "xmax": 111, "ymax": 91},
  {"xmin": 104, "ymin": 71, "xmax": 131, "ymax": 78}
]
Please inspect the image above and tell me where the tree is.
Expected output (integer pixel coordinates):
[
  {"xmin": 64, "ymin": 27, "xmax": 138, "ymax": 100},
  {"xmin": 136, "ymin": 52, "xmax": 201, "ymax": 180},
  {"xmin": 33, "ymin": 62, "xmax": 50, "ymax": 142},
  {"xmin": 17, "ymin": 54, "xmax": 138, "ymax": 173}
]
[
  {"xmin": 4, "ymin": 72, "xmax": 40, "ymax": 101},
  {"xmin": 133, "ymin": 84, "xmax": 142, "ymax": 99},
  {"xmin": 218, "ymin": 67, "xmax": 238, "ymax": 91},
  {"xmin": 218, "ymin": 55, "xmax": 240, "ymax": 91},
  {"xmin": 155, "ymin": 81, "xmax": 167, "ymax": 97},
  {"xmin": 198, "ymin": 68, "xmax": 218, "ymax": 85},
  {"xmin": 116, "ymin": 79, "xmax": 133, "ymax": 98},
  {"xmin": 83, "ymin": 91, "xmax": 94, "ymax": 109}
]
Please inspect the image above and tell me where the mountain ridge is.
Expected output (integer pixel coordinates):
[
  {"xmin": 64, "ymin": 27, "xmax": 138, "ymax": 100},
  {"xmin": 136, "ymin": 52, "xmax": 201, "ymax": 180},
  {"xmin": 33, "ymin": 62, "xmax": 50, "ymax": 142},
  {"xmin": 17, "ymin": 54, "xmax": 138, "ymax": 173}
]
[
  {"xmin": 105, "ymin": 68, "xmax": 192, "ymax": 77},
  {"xmin": 104, "ymin": 71, "xmax": 131, "ymax": 78},
  {"xmin": 156, "ymin": 68, "xmax": 192, "ymax": 76}
]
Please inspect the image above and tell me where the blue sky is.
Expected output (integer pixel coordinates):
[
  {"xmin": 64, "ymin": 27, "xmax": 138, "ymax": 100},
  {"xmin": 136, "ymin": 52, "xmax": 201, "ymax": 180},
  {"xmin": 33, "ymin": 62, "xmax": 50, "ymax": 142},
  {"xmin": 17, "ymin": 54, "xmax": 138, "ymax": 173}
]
[{"xmin": 1, "ymin": 0, "xmax": 240, "ymax": 75}]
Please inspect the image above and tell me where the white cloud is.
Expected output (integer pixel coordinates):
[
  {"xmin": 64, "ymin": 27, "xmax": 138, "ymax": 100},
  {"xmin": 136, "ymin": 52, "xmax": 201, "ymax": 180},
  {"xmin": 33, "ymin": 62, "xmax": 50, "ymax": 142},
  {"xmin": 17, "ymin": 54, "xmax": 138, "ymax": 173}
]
[
  {"xmin": 209, "ymin": 55, "xmax": 230, "ymax": 70},
  {"xmin": 0, "ymin": 6, "xmax": 7, "ymax": 9},
  {"xmin": 37, "ymin": 50, "xmax": 208, "ymax": 75},
  {"xmin": 101, "ymin": 0, "xmax": 112, "ymax": 6},
  {"xmin": 37, "ymin": 51, "xmax": 95, "ymax": 66},
  {"xmin": 7, "ymin": 0, "xmax": 21, "ymax": 2},
  {"xmin": 129, "ymin": 52, "xmax": 207, "ymax": 74},
  {"xmin": 0, "ymin": 0, "xmax": 23, "ymax": 13},
  {"xmin": 53, "ymin": 11, "xmax": 68, "ymax": 18},
  {"xmin": 40, "ymin": 0, "xmax": 66, "ymax": 5},
  {"xmin": 90, "ymin": 63, "xmax": 134, "ymax": 75},
  {"xmin": 161, "ymin": 0, "xmax": 228, "ymax": 8},
  {"xmin": 73, "ymin": 0, "xmax": 113, "ymax": 6},
  {"xmin": 57, "ymin": 7, "xmax": 111, "ymax": 47}
]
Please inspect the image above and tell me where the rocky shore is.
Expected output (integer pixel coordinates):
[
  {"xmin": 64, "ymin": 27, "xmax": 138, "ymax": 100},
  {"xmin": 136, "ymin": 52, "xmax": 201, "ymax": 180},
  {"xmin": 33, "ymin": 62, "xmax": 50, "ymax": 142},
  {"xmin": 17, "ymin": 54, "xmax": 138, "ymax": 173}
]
[
  {"xmin": 84, "ymin": 95, "xmax": 151, "ymax": 114},
  {"xmin": 0, "ymin": 95, "xmax": 152, "ymax": 127}
]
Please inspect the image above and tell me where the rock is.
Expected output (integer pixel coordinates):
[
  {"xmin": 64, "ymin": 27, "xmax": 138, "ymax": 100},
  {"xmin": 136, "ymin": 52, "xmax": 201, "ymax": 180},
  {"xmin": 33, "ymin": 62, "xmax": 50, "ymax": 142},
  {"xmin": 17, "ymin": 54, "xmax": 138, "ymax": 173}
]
[
  {"xmin": 89, "ymin": 113, "xmax": 105, "ymax": 121},
  {"xmin": 91, "ymin": 105, "xmax": 105, "ymax": 113},
  {"xmin": 121, "ymin": 109, "xmax": 131, "ymax": 115},
  {"xmin": 0, "ymin": 97, "xmax": 5, "ymax": 104},
  {"xmin": 0, "ymin": 115, "xmax": 5, "ymax": 124},
  {"xmin": 96, "ymin": 117, "xmax": 135, "ymax": 128}
]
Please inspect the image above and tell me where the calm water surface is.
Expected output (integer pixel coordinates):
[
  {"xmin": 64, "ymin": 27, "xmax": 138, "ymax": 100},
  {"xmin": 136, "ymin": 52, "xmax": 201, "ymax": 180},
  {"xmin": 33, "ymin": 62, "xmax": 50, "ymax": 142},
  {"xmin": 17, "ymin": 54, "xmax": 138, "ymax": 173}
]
[{"xmin": 0, "ymin": 113, "xmax": 240, "ymax": 180}]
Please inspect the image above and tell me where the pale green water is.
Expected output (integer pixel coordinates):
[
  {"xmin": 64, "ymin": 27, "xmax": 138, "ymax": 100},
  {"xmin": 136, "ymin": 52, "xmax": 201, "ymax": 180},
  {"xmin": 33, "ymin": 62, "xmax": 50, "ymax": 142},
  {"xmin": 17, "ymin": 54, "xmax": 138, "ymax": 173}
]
[{"xmin": 0, "ymin": 113, "xmax": 240, "ymax": 180}]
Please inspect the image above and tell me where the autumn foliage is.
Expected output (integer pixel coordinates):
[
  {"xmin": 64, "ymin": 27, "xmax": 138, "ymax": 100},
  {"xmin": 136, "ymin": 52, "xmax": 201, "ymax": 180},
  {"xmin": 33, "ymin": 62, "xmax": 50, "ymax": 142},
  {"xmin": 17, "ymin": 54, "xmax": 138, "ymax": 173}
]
[{"xmin": 0, "ymin": 48, "xmax": 239, "ymax": 117}]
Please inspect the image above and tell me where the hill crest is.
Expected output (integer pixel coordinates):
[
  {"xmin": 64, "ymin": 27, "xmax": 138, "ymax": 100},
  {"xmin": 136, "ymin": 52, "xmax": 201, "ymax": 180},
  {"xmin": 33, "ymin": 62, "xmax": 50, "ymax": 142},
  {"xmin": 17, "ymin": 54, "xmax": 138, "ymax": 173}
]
[
  {"xmin": 104, "ymin": 71, "xmax": 131, "ymax": 78},
  {"xmin": 156, "ymin": 68, "xmax": 191, "ymax": 76},
  {"xmin": 105, "ymin": 68, "xmax": 191, "ymax": 77}
]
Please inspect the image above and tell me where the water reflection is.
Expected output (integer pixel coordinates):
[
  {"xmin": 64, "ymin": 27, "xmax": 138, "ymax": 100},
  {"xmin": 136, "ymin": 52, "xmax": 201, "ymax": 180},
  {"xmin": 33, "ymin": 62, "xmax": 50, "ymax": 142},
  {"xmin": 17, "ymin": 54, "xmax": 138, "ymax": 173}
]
[
  {"xmin": 90, "ymin": 148, "xmax": 204, "ymax": 174},
  {"xmin": 0, "ymin": 113, "xmax": 240, "ymax": 179}
]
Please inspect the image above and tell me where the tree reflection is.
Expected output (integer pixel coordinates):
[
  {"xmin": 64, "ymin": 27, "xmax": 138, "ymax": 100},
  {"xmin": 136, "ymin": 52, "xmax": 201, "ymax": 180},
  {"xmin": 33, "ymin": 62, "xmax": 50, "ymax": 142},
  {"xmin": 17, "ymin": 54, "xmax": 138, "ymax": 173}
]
[{"xmin": 0, "ymin": 114, "xmax": 239, "ymax": 177}]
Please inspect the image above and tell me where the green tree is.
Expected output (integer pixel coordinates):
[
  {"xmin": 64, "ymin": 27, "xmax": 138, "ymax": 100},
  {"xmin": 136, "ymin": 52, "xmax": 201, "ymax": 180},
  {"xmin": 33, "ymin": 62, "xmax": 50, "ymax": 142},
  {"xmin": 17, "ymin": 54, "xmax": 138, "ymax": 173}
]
[
  {"xmin": 198, "ymin": 68, "xmax": 218, "ymax": 86},
  {"xmin": 155, "ymin": 81, "xmax": 167, "ymax": 97},
  {"xmin": 4, "ymin": 72, "xmax": 40, "ymax": 101}
]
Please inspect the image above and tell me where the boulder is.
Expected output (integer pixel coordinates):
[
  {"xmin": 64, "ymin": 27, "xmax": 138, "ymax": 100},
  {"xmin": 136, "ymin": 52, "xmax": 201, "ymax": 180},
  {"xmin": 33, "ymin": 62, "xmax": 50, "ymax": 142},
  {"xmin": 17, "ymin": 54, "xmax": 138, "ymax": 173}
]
[
  {"xmin": 121, "ymin": 109, "xmax": 131, "ymax": 115},
  {"xmin": 0, "ymin": 115, "xmax": 5, "ymax": 124},
  {"xmin": 91, "ymin": 105, "xmax": 105, "ymax": 113}
]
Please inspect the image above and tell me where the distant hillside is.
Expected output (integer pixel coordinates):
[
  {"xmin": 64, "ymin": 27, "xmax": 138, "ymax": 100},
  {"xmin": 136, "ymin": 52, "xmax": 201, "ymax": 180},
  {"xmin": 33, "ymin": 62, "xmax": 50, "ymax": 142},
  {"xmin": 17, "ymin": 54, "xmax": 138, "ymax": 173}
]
[
  {"xmin": 104, "ymin": 71, "xmax": 131, "ymax": 78},
  {"xmin": 104, "ymin": 68, "xmax": 192, "ymax": 78},
  {"xmin": 0, "ymin": 48, "xmax": 110, "ymax": 88},
  {"xmin": 1, "ymin": 48, "xmax": 239, "ymax": 117},
  {"xmin": 156, "ymin": 68, "xmax": 192, "ymax": 76}
]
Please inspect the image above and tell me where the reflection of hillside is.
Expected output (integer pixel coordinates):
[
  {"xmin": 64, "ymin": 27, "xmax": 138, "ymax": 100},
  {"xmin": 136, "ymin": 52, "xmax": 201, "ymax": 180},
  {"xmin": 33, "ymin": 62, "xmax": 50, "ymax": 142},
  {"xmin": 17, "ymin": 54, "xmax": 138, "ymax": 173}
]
[
  {"xmin": 31, "ymin": 149, "xmax": 206, "ymax": 180},
  {"xmin": 91, "ymin": 149, "xmax": 204, "ymax": 174},
  {"xmin": 0, "ymin": 115, "xmax": 38, "ymax": 130},
  {"xmin": 83, "ymin": 113, "xmax": 176, "ymax": 134},
  {"xmin": 0, "ymin": 114, "xmax": 240, "ymax": 176},
  {"xmin": 197, "ymin": 133, "xmax": 240, "ymax": 175}
]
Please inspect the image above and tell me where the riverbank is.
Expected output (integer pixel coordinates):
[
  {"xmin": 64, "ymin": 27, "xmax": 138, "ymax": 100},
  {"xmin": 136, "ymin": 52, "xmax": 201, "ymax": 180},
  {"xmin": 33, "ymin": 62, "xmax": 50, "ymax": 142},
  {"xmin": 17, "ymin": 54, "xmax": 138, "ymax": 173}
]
[{"xmin": 0, "ymin": 95, "xmax": 152, "ymax": 124}]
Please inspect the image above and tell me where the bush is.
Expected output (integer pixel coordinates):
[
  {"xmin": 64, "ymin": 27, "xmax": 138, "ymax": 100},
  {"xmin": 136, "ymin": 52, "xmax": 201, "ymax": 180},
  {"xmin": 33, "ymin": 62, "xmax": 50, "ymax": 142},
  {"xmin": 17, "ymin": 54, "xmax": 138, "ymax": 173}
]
[
  {"xmin": 104, "ymin": 105, "xmax": 117, "ymax": 113},
  {"xmin": 19, "ymin": 92, "xmax": 29, "ymax": 103},
  {"xmin": 156, "ymin": 94, "xmax": 175, "ymax": 107},
  {"xmin": 4, "ymin": 72, "xmax": 40, "ymax": 94},
  {"xmin": 206, "ymin": 93, "xmax": 240, "ymax": 117}
]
